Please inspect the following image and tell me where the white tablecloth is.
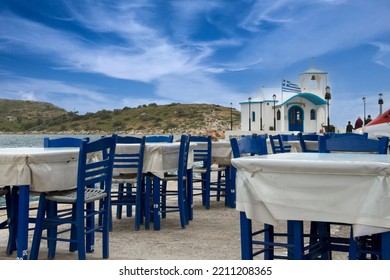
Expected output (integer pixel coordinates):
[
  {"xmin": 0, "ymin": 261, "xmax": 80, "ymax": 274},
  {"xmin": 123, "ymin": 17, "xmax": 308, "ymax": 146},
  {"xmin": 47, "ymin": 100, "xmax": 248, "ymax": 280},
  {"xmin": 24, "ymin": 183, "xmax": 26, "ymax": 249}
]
[
  {"xmin": 115, "ymin": 142, "xmax": 195, "ymax": 177},
  {"xmin": 0, "ymin": 147, "xmax": 80, "ymax": 192},
  {"xmin": 192, "ymin": 141, "xmax": 232, "ymax": 166},
  {"xmin": 286, "ymin": 140, "xmax": 318, "ymax": 153},
  {"xmin": 231, "ymin": 153, "xmax": 390, "ymax": 237}
]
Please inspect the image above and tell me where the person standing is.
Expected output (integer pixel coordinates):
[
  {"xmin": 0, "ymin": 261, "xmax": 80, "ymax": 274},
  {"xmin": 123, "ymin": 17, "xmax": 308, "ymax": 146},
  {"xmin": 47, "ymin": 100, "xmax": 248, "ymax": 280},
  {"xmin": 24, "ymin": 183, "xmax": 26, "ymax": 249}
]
[
  {"xmin": 365, "ymin": 115, "xmax": 372, "ymax": 125},
  {"xmin": 354, "ymin": 116, "xmax": 363, "ymax": 129},
  {"xmin": 346, "ymin": 121, "xmax": 353, "ymax": 133}
]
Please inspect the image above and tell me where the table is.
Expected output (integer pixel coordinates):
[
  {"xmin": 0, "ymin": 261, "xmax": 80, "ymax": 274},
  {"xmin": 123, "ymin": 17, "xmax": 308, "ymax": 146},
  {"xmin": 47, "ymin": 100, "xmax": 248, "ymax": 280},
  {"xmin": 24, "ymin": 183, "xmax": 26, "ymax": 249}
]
[
  {"xmin": 0, "ymin": 147, "xmax": 81, "ymax": 260},
  {"xmin": 231, "ymin": 152, "xmax": 390, "ymax": 259},
  {"xmin": 115, "ymin": 142, "xmax": 196, "ymax": 229},
  {"xmin": 286, "ymin": 140, "xmax": 318, "ymax": 152},
  {"xmin": 116, "ymin": 142, "xmax": 195, "ymax": 175},
  {"xmin": 192, "ymin": 141, "xmax": 232, "ymax": 166}
]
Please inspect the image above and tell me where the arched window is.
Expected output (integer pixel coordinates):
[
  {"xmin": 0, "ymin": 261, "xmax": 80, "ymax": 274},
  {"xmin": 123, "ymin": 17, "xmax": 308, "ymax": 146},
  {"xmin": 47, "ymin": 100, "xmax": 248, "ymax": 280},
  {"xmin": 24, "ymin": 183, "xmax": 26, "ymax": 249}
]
[
  {"xmin": 252, "ymin": 111, "xmax": 256, "ymax": 122},
  {"xmin": 277, "ymin": 110, "xmax": 281, "ymax": 120},
  {"xmin": 310, "ymin": 109, "xmax": 316, "ymax": 120}
]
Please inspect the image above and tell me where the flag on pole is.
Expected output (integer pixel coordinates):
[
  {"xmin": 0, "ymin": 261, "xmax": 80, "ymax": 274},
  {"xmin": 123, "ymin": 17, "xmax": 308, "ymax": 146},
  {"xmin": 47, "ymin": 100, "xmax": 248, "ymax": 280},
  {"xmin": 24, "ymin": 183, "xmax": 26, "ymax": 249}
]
[{"xmin": 282, "ymin": 79, "xmax": 301, "ymax": 93}]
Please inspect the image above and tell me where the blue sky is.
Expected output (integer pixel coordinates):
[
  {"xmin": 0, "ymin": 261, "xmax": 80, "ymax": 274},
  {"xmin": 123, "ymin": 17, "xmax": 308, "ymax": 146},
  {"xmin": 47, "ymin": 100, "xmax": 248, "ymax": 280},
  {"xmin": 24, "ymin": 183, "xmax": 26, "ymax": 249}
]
[{"xmin": 0, "ymin": 0, "xmax": 389, "ymax": 130}]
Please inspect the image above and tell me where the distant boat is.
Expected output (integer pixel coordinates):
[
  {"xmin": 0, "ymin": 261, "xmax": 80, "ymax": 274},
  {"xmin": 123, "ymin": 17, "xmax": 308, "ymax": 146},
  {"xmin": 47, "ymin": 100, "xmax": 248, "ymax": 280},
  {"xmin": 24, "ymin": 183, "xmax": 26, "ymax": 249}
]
[{"xmin": 361, "ymin": 108, "xmax": 390, "ymax": 138}]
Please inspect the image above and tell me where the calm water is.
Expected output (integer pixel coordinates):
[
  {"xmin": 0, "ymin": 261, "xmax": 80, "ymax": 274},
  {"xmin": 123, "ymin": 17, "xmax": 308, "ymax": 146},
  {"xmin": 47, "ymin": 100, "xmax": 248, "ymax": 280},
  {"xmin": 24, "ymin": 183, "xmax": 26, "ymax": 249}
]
[
  {"xmin": 0, "ymin": 134, "xmax": 102, "ymax": 147},
  {"xmin": 0, "ymin": 134, "xmax": 103, "ymax": 206}
]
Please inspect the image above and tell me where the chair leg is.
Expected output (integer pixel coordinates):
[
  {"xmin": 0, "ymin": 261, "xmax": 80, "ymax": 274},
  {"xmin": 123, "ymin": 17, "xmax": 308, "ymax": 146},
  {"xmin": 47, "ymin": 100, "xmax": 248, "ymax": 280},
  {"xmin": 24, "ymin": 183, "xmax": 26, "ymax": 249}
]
[
  {"xmin": 8, "ymin": 187, "xmax": 19, "ymax": 257},
  {"xmin": 6, "ymin": 186, "xmax": 16, "ymax": 255},
  {"xmin": 240, "ymin": 211, "xmax": 253, "ymax": 260},
  {"xmin": 381, "ymin": 232, "xmax": 390, "ymax": 260},
  {"xmin": 134, "ymin": 178, "xmax": 144, "ymax": 231},
  {"xmin": 86, "ymin": 201, "xmax": 95, "ymax": 254},
  {"xmin": 47, "ymin": 201, "xmax": 58, "ymax": 259},
  {"xmin": 264, "ymin": 223, "xmax": 275, "ymax": 260},
  {"xmin": 178, "ymin": 180, "xmax": 186, "ymax": 229},
  {"xmin": 216, "ymin": 171, "xmax": 222, "ymax": 201},
  {"xmin": 161, "ymin": 181, "xmax": 167, "ymax": 219},
  {"xmin": 29, "ymin": 193, "xmax": 47, "ymax": 260},
  {"xmin": 187, "ymin": 169, "xmax": 193, "ymax": 221},
  {"xmin": 144, "ymin": 176, "xmax": 152, "ymax": 230},
  {"xmin": 125, "ymin": 183, "xmax": 133, "ymax": 217},
  {"xmin": 229, "ymin": 167, "xmax": 236, "ymax": 208},
  {"xmin": 116, "ymin": 183, "xmax": 124, "ymax": 219},
  {"xmin": 76, "ymin": 203, "xmax": 86, "ymax": 260},
  {"xmin": 152, "ymin": 176, "xmax": 161, "ymax": 231},
  {"xmin": 288, "ymin": 220, "xmax": 304, "ymax": 260},
  {"xmin": 102, "ymin": 197, "xmax": 110, "ymax": 259}
]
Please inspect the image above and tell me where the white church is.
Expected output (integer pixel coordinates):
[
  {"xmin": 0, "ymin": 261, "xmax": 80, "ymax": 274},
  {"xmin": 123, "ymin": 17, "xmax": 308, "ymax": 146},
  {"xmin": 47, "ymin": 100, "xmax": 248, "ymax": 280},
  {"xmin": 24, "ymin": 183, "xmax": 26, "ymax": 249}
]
[{"xmin": 239, "ymin": 68, "xmax": 332, "ymax": 134}]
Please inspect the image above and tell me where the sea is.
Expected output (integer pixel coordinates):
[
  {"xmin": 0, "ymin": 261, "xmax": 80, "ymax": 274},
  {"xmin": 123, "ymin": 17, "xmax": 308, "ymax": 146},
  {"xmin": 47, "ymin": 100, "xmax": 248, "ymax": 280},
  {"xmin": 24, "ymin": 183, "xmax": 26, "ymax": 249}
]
[
  {"xmin": 0, "ymin": 133, "xmax": 102, "ymax": 147},
  {"xmin": 0, "ymin": 134, "xmax": 102, "ymax": 206}
]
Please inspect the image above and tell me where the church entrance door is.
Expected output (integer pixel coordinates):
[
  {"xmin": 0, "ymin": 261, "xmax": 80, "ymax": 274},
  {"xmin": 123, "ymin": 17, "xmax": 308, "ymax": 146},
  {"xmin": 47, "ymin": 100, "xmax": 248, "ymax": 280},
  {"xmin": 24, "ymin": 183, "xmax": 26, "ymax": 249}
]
[{"xmin": 288, "ymin": 106, "xmax": 304, "ymax": 132}]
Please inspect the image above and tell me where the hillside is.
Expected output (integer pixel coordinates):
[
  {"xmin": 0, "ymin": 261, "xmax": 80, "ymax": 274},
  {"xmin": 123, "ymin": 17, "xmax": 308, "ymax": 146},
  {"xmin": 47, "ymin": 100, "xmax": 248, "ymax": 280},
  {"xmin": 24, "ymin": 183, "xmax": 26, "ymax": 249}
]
[{"xmin": 0, "ymin": 99, "xmax": 241, "ymax": 139}]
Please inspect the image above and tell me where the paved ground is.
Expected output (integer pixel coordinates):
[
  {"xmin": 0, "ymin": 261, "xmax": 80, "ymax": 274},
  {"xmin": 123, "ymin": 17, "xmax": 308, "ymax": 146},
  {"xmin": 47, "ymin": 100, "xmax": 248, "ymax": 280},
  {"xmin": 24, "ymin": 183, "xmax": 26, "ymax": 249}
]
[{"xmin": 0, "ymin": 191, "xmax": 351, "ymax": 260}]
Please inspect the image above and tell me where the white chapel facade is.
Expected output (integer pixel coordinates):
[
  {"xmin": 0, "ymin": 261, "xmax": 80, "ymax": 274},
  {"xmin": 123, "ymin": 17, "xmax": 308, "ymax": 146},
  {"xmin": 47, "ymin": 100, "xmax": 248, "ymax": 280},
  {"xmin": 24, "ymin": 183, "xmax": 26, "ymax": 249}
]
[{"xmin": 240, "ymin": 68, "xmax": 331, "ymax": 133}]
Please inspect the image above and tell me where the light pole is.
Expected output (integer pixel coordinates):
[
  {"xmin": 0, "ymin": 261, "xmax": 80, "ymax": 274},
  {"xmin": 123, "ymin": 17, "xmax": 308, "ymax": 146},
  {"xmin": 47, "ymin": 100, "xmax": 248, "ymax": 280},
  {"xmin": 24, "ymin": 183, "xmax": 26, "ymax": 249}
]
[
  {"xmin": 248, "ymin": 97, "xmax": 252, "ymax": 131},
  {"xmin": 272, "ymin": 94, "xmax": 276, "ymax": 131},
  {"xmin": 378, "ymin": 93, "xmax": 384, "ymax": 115},
  {"xmin": 325, "ymin": 86, "xmax": 331, "ymax": 132},
  {"xmin": 260, "ymin": 102, "xmax": 263, "ymax": 131},
  {"xmin": 230, "ymin": 102, "xmax": 233, "ymax": 130},
  {"xmin": 362, "ymin": 97, "xmax": 366, "ymax": 123}
]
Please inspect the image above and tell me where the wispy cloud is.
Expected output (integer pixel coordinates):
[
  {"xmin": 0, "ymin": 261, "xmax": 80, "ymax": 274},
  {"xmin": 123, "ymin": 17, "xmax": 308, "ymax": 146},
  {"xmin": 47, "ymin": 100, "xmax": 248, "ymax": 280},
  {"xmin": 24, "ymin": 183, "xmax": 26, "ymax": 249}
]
[
  {"xmin": 0, "ymin": 76, "xmax": 116, "ymax": 113},
  {"xmin": 372, "ymin": 42, "xmax": 390, "ymax": 69},
  {"xmin": 238, "ymin": 0, "xmax": 390, "ymax": 68}
]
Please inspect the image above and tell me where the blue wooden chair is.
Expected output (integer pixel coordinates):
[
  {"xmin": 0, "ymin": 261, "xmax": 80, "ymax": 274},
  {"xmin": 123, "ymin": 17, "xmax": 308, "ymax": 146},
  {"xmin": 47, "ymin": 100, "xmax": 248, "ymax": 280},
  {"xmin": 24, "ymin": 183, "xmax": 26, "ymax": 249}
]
[
  {"xmin": 30, "ymin": 135, "xmax": 117, "ymax": 260},
  {"xmin": 269, "ymin": 134, "xmax": 291, "ymax": 154},
  {"xmin": 43, "ymin": 136, "xmax": 90, "ymax": 257},
  {"xmin": 0, "ymin": 186, "xmax": 16, "ymax": 255},
  {"xmin": 144, "ymin": 134, "xmax": 190, "ymax": 230},
  {"xmin": 189, "ymin": 135, "xmax": 230, "ymax": 209},
  {"xmin": 145, "ymin": 135, "xmax": 174, "ymax": 143},
  {"xmin": 318, "ymin": 134, "xmax": 389, "ymax": 259},
  {"xmin": 111, "ymin": 135, "xmax": 146, "ymax": 231}
]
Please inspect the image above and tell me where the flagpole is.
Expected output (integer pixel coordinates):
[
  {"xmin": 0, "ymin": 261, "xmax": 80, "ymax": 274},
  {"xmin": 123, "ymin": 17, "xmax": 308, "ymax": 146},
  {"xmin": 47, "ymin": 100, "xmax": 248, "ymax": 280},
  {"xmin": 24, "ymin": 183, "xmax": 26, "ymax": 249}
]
[{"xmin": 281, "ymin": 78, "xmax": 283, "ymax": 102}]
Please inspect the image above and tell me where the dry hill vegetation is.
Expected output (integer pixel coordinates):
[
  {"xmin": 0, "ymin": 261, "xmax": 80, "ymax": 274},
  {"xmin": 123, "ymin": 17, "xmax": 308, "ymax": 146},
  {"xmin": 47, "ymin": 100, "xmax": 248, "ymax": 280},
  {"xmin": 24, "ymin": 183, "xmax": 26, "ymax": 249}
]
[{"xmin": 0, "ymin": 99, "xmax": 241, "ymax": 139}]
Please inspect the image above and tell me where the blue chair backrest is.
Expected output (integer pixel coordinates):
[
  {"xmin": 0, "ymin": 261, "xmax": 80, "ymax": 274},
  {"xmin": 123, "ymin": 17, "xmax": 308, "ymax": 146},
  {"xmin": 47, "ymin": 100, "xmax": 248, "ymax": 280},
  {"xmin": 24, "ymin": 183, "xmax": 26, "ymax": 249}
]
[
  {"xmin": 325, "ymin": 132, "xmax": 368, "ymax": 139},
  {"xmin": 177, "ymin": 134, "xmax": 191, "ymax": 178},
  {"xmin": 189, "ymin": 135, "xmax": 212, "ymax": 170},
  {"xmin": 145, "ymin": 135, "xmax": 174, "ymax": 143},
  {"xmin": 269, "ymin": 134, "xmax": 291, "ymax": 154},
  {"xmin": 113, "ymin": 136, "xmax": 146, "ymax": 175},
  {"xmin": 44, "ymin": 137, "xmax": 89, "ymax": 147},
  {"xmin": 318, "ymin": 135, "xmax": 389, "ymax": 154},
  {"xmin": 77, "ymin": 134, "xmax": 117, "ymax": 200},
  {"xmin": 230, "ymin": 134, "xmax": 268, "ymax": 158},
  {"xmin": 281, "ymin": 134, "xmax": 299, "ymax": 141}
]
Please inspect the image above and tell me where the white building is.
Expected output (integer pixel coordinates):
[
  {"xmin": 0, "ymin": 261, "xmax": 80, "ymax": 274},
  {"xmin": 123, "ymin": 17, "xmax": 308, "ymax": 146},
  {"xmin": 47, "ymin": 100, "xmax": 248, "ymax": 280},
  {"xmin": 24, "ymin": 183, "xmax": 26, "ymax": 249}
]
[{"xmin": 239, "ymin": 68, "xmax": 331, "ymax": 134}]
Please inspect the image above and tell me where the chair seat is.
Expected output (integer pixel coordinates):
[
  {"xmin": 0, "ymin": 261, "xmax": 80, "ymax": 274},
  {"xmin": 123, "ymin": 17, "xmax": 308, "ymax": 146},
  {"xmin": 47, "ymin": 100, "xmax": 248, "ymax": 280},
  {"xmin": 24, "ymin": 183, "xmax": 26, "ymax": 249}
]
[
  {"xmin": 211, "ymin": 165, "xmax": 227, "ymax": 172},
  {"xmin": 46, "ymin": 188, "xmax": 107, "ymax": 204},
  {"xmin": 112, "ymin": 173, "xmax": 137, "ymax": 184},
  {"xmin": 193, "ymin": 167, "xmax": 207, "ymax": 173},
  {"xmin": 161, "ymin": 175, "xmax": 187, "ymax": 182}
]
